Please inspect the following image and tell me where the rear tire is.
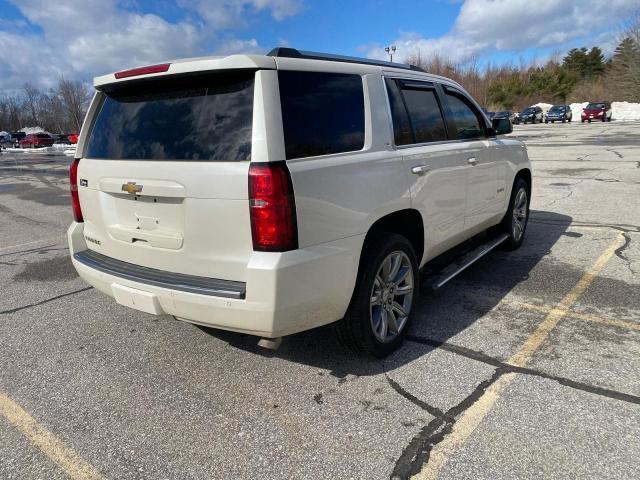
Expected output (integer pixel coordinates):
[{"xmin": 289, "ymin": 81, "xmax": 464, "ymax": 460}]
[
  {"xmin": 336, "ymin": 233, "xmax": 418, "ymax": 358},
  {"xmin": 499, "ymin": 177, "xmax": 529, "ymax": 251}
]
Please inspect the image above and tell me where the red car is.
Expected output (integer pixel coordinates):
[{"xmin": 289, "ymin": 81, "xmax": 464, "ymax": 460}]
[
  {"xmin": 581, "ymin": 101, "xmax": 612, "ymax": 123},
  {"xmin": 19, "ymin": 133, "xmax": 54, "ymax": 148},
  {"xmin": 68, "ymin": 133, "xmax": 79, "ymax": 144}
]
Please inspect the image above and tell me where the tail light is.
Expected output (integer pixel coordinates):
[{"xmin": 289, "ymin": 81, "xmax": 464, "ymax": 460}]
[
  {"xmin": 115, "ymin": 63, "xmax": 170, "ymax": 79},
  {"xmin": 248, "ymin": 162, "xmax": 298, "ymax": 252},
  {"xmin": 70, "ymin": 158, "xmax": 83, "ymax": 222}
]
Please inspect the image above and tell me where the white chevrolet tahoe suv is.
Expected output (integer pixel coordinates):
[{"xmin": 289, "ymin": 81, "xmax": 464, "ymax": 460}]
[{"xmin": 68, "ymin": 48, "xmax": 531, "ymax": 357}]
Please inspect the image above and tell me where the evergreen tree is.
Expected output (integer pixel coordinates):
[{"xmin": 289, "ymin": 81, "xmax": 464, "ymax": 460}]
[
  {"xmin": 563, "ymin": 47, "xmax": 605, "ymax": 79},
  {"xmin": 608, "ymin": 36, "xmax": 640, "ymax": 101},
  {"xmin": 585, "ymin": 47, "xmax": 605, "ymax": 77}
]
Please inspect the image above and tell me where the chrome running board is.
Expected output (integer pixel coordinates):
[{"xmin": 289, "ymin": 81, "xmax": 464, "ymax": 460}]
[{"xmin": 427, "ymin": 233, "xmax": 509, "ymax": 290}]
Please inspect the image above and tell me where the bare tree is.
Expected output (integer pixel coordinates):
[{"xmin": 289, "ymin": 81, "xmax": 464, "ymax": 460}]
[
  {"xmin": 608, "ymin": 13, "xmax": 640, "ymax": 101},
  {"xmin": 7, "ymin": 95, "xmax": 24, "ymax": 131},
  {"xmin": 57, "ymin": 76, "xmax": 92, "ymax": 133},
  {"xmin": 22, "ymin": 83, "xmax": 41, "ymax": 127}
]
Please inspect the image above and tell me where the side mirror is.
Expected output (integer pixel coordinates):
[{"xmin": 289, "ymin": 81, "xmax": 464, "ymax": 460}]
[{"xmin": 492, "ymin": 117, "xmax": 512, "ymax": 135}]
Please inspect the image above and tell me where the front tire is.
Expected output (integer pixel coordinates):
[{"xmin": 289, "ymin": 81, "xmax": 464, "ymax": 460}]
[
  {"xmin": 500, "ymin": 177, "xmax": 529, "ymax": 251},
  {"xmin": 336, "ymin": 233, "xmax": 418, "ymax": 357}
]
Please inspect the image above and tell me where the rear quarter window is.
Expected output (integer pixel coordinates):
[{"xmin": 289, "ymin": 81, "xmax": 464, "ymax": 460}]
[
  {"xmin": 278, "ymin": 71, "xmax": 365, "ymax": 159},
  {"xmin": 85, "ymin": 71, "xmax": 254, "ymax": 161}
]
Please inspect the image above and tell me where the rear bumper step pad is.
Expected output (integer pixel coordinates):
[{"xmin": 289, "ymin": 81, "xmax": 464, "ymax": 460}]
[{"xmin": 74, "ymin": 250, "xmax": 246, "ymax": 299}]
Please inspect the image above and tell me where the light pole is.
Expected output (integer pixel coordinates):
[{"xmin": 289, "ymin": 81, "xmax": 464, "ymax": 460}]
[{"xmin": 384, "ymin": 45, "xmax": 396, "ymax": 62}]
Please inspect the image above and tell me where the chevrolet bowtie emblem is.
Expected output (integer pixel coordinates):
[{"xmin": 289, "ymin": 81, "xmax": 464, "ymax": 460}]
[{"xmin": 122, "ymin": 182, "xmax": 143, "ymax": 194}]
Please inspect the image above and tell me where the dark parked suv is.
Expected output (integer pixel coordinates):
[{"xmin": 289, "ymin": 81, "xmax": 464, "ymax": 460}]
[
  {"xmin": 515, "ymin": 106, "xmax": 543, "ymax": 124},
  {"xmin": 2, "ymin": 131, "xmax": 26, "ymax": 147},
  {"xmin": 492, "ymin": 111, "xmax": 515, "ymax": 123},
  {"xmin": 545, "ymin": 105, "xmax": 572, "ymax": 123}
]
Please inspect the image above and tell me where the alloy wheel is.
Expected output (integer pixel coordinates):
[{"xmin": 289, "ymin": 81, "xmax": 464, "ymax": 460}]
[
  {"xmin": 370, "ymin": 251, "xmax": 414, "ymax": 343},
  {"xmin": 512, "ymin": 187, "xmax": 528, "ymax": 242}
]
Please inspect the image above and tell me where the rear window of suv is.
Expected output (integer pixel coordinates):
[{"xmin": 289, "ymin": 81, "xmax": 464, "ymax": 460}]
[
  {"xmin": 85, "ymin": 71, "xmax": 254, "ymax": 161},
  {"xmin": 278, "ymin": 71, "xmax": 365, "ymax": 159}
]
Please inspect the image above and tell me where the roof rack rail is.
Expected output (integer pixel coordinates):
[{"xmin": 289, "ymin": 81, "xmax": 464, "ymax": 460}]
[{"xmin": 267, "ymin": 47, "xmax": 426, "ymax": 73}]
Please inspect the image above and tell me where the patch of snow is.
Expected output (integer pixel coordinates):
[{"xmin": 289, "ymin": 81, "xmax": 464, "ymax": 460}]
[
  {"xmin": 611, "ymin": 101, "xmax": 640, "ymax": 121},
  {"xmin": 52, "ymin": 143, "xmax": 72, "ymax": 150},
  {"xmin": 2, "ymin": 147, "xmax": 60, "ymax": 155},
  {"xmin": 532, "ymin": 102, "xmax": 553, "ymax": 113},
  {"xmin": 18, "ymin": 126, "xmax": 46, "ymax": 134},
  {"xmin": 569, "ymin": 102, "xmax": 589, "ymax": 120}
]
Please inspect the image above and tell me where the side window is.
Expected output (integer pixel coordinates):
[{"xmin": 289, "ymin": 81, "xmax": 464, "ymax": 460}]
[
  {"xmin": 401, "ymin": 86, "xmax": 448, "ymax": 143},
  {"xmin": 444, "ymin": 90, "xmax": 485, "ymax": 140},
  {"xmin": 385, "ymin": 78, "xmax": 448, "ymax": 145},
  {"xmin": 278, "ymin": 71, "xmax": 365, "ymax": 159},
  {"xmin": 385, "ymin": 78, "xmax": 413, "ymax": 145}
]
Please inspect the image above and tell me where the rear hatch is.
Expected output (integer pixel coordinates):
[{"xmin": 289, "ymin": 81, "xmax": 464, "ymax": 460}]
[{"xmin": 77, "ymin": 70, "xmax": 257, "ymax": 282}]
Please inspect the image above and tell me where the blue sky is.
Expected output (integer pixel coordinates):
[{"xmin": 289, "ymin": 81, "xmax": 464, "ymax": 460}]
[{"xmin": 0, "ymin": 0, "xmax": 636, "ymax": 91}]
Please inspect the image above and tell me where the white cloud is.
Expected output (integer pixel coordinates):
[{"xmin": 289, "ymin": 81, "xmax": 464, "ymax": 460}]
[
  {"xmin": 0, "ymin": 0, "xmax": 303, "ymax": 91},
  {"xmin": 177, "ymin": 0, "xmax": 303, "ymax": 28},
  {"xmin": 368, "ymin": 0, "xmax": 637, "ymax": 64}
]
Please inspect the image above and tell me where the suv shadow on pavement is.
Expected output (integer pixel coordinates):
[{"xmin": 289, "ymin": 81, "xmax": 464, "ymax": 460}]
[{"xmin": 197, "ymin": 211, "xmax": 571, "ymax": 377}]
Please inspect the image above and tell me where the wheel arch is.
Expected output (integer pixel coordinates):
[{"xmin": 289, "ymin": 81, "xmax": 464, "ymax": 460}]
[
  {"xmin": 515, "ymin": 167, "xmax": 532, "ymax": 195},
  {"xmin": 363, "ymin": 209, "xmax": 425, "ymax": 265}
]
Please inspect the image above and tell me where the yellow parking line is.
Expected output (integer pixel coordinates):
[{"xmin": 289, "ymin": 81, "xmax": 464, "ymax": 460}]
[
  {"xmin": 0, "ymin": 393, "xmax": 103, "ymax": 480},
  {"xmin": 504, "ymin": 300, "xmax": 640, "ymax": 332},
  {"xmin": 0, "ymin": 236, "xmax": 64, "ymax": 252},
  {"xmin": 413, "ymin": 233, "xmax": 625, "ymax": 480}
]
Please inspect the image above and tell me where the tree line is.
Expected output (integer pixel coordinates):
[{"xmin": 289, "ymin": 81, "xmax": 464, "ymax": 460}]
[
  {"xmin": 0, "ymin": 77, "xmax": 92, "ymax": 134},
  {"xmin": 407, "ymin": 17, "xmax": 640, "ymax": 111},
  {"xmin": 1, "ymin": 17, "xmax": 639, "ymax": 131}
]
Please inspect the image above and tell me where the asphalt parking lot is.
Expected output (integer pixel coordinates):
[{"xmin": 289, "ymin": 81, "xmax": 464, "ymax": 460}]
[{"xmin": 1, "ymin": 121, "xmax": 639, "ymax": 480}]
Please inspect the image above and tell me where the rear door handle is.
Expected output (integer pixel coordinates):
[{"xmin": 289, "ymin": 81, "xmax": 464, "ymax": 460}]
[
  {"xmin": 467, "ymin": 157, "xmax": 478, "ymax": 166},
  {"xmin": 411, "ymin": 165, "xmax": 431, "ymax": 175}
]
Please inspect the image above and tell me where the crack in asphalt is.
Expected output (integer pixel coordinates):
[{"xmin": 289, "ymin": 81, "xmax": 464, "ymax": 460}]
[
  {"xmin": 385, "ymin": 373, "xmax": 449, "ymax": 421},
  {"xmin": 614, "ymin": 232, "xmax": 637, "ymax": 275},
  {"xmin": 388, "ymin": 335, "xmax": 640, "ymax": 479},
  {"xmin": 390, "ymin": 367, "xmax": 505, "ymax": 479},
  {"xmin": 545, "ymin": 184, "xmax": 575, "ymax": 207},
  {"xmin": 0, "ymin": 245, "xmax": 66, "ymax": 258},
  {"xmin": 0, "ymin": 287, "xmax": 92, "ymax": 315},
  {"xmin": 606, "ymin": 148, "xmax": 624, "ymax": 159},
  {"xmin": 0, "ymin": 203, "xmax": 44, "ymax": 227},
  {"xmin": 528, "ymin": 217, "xmax": 640, "ymax": 234}
]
